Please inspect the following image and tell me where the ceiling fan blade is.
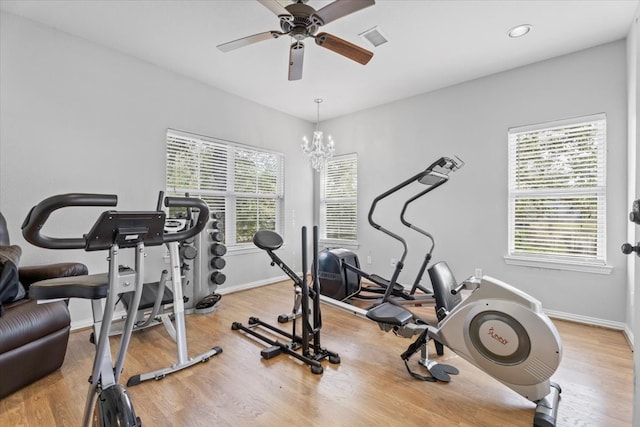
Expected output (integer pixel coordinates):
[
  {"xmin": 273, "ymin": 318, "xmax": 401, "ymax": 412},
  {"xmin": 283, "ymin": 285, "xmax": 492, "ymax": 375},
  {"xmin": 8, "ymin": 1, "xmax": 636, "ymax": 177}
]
[
  {"xmin": 311, "ymin": 0, "xmax": 375, "ymax": 26},
  {"xmin": 288, "ymin": 42, "xmax": 305, "ymax": 81},
  {"xmin": 217, "ymin": 31, "xmax": 282, "ymax": 52},
  {"xmin": 257, "ymin": 0, "xmax": 293, "ymax": 21},
  {"xmin": 315, "ymin": 32, "xmax": 373, "ymax": 65}
]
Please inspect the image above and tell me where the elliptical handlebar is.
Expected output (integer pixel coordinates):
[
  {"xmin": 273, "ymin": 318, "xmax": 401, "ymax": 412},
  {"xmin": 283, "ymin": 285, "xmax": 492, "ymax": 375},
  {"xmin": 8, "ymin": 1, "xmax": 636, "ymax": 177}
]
[
  {"xmin": 21, "ymin": 193, "xmax": 118, "ymax": 249},
  {"xmin": 367, "ymin": 156, "xmax": 464, "ymax": 264},
  {"xmin": 21, "ymin": 192, "xmax": 210, "ymax": 250},
  {"xmin": 163, "ymin": 196, "xmax": 209, "ymax": 243}
]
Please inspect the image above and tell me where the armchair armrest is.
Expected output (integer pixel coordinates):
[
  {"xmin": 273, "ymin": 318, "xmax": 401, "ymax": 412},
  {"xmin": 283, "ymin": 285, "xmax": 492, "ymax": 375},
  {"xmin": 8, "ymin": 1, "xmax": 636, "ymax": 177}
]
[{"xmin": 19, "ymin": 263, "xmax": 88, "ymax": 288}]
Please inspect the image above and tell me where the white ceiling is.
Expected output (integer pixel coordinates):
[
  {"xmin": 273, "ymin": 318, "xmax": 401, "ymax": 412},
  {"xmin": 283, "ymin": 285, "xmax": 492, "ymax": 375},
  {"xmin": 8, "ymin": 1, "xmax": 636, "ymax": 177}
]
[{"xmin": 1, "ymin": 0, "xmax": 637, "ymax": 122}]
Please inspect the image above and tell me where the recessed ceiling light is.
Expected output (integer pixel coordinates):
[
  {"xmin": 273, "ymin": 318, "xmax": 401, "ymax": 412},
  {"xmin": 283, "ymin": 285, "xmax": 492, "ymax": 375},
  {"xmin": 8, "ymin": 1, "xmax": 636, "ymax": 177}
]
[{"xmin": 508, "ymin": 24, "xmax": 532, "ymax": 38}]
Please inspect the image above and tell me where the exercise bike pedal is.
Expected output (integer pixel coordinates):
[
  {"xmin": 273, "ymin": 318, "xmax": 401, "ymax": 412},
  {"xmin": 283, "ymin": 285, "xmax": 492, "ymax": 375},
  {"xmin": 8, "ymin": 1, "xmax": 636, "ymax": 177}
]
[{"xmin": 424, "ymin": 360, "xmax": 459, "ymax": 382}]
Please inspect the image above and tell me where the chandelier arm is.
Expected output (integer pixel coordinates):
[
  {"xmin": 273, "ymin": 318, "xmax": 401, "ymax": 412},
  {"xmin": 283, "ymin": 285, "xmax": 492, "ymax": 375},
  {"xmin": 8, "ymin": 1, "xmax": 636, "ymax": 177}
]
[{"xmin": 302, "ymin": 99, "xmax": 334, "ymax": 171}]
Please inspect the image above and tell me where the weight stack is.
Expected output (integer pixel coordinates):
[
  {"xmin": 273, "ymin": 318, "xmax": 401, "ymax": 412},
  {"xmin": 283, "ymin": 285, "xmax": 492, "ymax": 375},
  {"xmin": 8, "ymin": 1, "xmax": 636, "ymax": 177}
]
[
  {"xmin": 195, "ymin": 212, "xmax": 226, "ymax": 314},
  {"xmin": 209, "ymin": 212, "xmax": 227, "ymax": 287}
]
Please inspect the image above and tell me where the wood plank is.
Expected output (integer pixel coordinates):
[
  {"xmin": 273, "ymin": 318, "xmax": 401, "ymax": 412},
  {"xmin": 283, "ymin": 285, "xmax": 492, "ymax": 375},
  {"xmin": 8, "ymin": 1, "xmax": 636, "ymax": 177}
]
[{"xmin": 0, "ymin": 281, "xmax": 633, "ymax": 426}]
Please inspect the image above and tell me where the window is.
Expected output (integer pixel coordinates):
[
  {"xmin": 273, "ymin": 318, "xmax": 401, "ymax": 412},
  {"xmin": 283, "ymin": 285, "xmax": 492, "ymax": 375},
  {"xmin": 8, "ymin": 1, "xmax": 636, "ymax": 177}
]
[
  {"xmin": 320, "ymin": 153, "xmax": 358, "ymax": 243},
  {"xmin": 506, "ymin": 114, "xmax": 610, "ymax": 273},
  {"xmin": 166, "ymin": 129, "xmax": 284, "ymax": 249}
]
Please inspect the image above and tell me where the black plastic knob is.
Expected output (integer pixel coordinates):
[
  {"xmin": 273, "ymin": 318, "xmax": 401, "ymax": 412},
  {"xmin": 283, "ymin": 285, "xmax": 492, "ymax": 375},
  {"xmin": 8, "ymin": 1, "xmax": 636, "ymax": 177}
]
[
  {"xmin": 210, "ymin": 257, "xmax": 226, "ymax": 270},
  {"xmin": 210, "ymin": 271, "xmax": 226, "ymax": 285},
  {"xmin": 621, "ymin": 243, "xmax": 640, "ymax": 255}
]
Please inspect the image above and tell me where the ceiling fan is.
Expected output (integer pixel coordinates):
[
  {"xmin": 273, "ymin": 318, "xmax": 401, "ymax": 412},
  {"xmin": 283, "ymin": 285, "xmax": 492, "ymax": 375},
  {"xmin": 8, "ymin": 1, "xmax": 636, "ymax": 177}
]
[{"xmin": 217, "ymin": 0, "xmax": 375, "ymax": 81}]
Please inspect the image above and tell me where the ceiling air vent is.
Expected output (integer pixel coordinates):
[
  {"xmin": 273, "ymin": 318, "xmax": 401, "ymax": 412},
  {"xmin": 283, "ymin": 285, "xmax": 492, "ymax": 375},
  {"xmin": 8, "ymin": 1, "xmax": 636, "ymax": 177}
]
[{"xmin": 359, "ymin": 26, "xmax": 388, "ymax": 48}]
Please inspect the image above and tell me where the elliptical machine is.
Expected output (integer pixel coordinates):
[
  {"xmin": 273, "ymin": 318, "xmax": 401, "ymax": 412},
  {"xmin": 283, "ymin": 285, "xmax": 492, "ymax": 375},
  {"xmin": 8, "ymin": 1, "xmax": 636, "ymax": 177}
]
[
  {"xmin": 360, "ymin": 156, "xmax": 563, "ymax": 427},
  {"xmin": 22, "ymin": 193, "xmax": 210, "ymax": 426},
  {"xmin": 318, "ymin": 162, "xmax": 455, "ymax": 309}
]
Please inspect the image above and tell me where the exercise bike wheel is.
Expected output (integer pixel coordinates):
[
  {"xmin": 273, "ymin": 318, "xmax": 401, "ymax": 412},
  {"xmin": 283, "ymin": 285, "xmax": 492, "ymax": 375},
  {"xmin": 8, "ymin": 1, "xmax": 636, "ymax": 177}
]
[
  {"xmin": 329, "ymin": 355, "xmax": 341, "ymax": 364},
  {"xmin": 95, "ymin": 384, "xmax": 141, "ymax": 426},
  {"xmin": 310, "ymin": 365, "xmax": 324, "ymax": 375}
]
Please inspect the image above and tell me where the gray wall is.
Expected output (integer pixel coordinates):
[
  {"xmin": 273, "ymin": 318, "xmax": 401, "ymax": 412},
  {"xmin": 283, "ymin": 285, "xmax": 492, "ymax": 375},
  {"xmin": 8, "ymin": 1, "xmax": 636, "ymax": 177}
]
[
  {"xmin": 0, "ymin": 11, "xmax": 632, "ymax": 329},
  {"xmin": 0, "ymin": 12, "xmax": 314, "ymax": 326},
  {"xmin": 323, "ymin": 40, "xmax": 629, "ymax": 325}
]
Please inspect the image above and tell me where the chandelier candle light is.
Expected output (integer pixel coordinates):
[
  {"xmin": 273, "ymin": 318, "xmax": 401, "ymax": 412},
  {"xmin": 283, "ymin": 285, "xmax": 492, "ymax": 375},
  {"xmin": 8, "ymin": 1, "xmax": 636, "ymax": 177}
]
[{"xmin": 302, "ymin": 98, "xmax": 335, "ymax": 171}]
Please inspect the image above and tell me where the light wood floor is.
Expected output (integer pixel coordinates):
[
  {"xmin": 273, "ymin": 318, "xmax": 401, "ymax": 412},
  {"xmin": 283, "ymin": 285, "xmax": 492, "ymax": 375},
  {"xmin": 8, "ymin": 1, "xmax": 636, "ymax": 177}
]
[{"xmin": 1, "ymin": 281, "xmax": 633, "ymax": 426}]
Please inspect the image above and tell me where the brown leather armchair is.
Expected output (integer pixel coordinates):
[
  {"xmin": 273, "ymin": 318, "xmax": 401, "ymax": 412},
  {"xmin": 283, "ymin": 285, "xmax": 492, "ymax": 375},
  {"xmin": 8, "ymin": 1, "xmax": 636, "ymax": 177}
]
[{"xmin": 0, "ymin": 212, "xmax": 88, "ymax": 399}]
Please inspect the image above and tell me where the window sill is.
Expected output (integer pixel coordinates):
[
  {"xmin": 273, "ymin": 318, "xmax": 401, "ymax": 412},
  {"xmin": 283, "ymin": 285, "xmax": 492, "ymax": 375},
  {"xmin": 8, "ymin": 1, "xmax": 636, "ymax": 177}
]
[
  {"xmin": 319, "ymin": 239, "xmax": 359, "ymax": 250},
  {"xmin": 225, "ymin": 243, "xmax": 290, "ymax": 256},
  {"xmin": 225, "ymin": 245, "xmax": 266, "ymax": 256},
  {"xmin": 504, "ymin": 255, "xmax": 613, "ymax": 275}
]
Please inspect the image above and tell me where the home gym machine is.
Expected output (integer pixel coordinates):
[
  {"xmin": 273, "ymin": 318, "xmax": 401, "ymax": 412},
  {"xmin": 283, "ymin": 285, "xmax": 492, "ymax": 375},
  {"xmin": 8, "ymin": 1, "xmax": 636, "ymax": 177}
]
[
  {"xmin": 361, "ymin": 156, "xmax": 563, "ymax": 427},
  {"xmin": 124, "ymin": 192, "xmax": 223, "ymax": 387},
  {"xmin": 232, "ymin": 226, "xmax": 340, "ymax": 374},
  {"xmin": 22, "ymin": 193, "xmax": 210, "ymax": 427},
  {"xmin": 113, "ymin": 196, "xmax": 225, "ymax": 339}
]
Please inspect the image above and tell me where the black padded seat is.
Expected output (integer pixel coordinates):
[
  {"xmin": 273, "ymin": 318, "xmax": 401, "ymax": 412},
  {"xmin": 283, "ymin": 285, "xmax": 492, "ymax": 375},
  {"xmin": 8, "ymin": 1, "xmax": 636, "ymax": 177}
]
[
  {"xmin": 366, "ymin": 302, "xmax": 413, "ymax": 326},
  {"xmin": 253, "ymin": 230, "xmax": 283, "ymax": 251},
  {"xmin": 427, "ymin": 261, "xmax": 461, "ymax": 321},
  {"xmin": 29, "ymin": 273, "xmax": 109, "ymax": 300}
]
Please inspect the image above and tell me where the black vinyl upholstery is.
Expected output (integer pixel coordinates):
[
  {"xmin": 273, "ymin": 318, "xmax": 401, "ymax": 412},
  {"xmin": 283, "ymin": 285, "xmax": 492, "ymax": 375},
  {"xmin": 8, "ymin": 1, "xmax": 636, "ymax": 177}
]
[{"xmin": 428, "ymin": 261, "xmax": 462, "ymax": 321}]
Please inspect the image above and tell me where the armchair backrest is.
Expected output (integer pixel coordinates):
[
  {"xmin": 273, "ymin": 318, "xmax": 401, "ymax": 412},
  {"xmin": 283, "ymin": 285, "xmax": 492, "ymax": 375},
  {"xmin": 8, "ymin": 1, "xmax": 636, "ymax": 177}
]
[{"xmin": 0, "ymin": 213, "xmax": 9, "ymax": 246}]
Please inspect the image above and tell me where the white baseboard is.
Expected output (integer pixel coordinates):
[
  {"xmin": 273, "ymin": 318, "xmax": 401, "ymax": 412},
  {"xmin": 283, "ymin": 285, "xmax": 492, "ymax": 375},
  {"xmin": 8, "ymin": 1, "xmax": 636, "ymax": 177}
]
[
  {"xmin": 216, "ymin": 275, "xmax": 289, "ymax": 295},
  {"xmin": 543, "ymin": 308, "xmax": 626, "ymax": 330},
  {"xmin": 71, "ymin": 309, "xmax": 127, "ymax": 331},
  {"xmin": 623, "ymin": 324, "xmax": 635, "ymax": 349},
  {"xmin": 544, "ymin": 308, "xmax": 634, "ymax": 349}
]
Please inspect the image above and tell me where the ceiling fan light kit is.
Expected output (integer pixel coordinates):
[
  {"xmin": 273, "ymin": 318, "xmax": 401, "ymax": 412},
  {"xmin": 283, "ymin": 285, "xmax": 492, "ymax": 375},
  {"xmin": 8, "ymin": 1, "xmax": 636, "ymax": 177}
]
[{"xmin": 217, "ymin": 0, "xmax": 376, "ymax": 80}]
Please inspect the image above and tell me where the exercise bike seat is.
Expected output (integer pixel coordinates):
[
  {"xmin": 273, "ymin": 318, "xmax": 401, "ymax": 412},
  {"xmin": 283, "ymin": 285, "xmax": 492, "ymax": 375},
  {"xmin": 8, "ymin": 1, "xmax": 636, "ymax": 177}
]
[
  {"xmin": 253, "ymin": 230, "xmax": 283, "ymax": 251},
  {"xmin": 366, "ymin": 302, "xmax": 413, "ymax": 326},
  {"xmin": 29, "ymin": 273, "xmax": 111, "ymax": 300},
  {"xmin": 428, "ymin": 261, "xmax": 462, "ymax": 320}
]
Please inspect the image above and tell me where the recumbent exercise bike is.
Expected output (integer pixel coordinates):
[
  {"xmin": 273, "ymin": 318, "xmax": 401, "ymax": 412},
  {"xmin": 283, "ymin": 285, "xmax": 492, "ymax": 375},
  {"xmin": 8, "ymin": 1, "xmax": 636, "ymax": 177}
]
[
  {"xmin": 358, "ymin": 156, "xmax": 562, "ymax": 427},
  {"xmin": 22, "ymin": 193, "xmax": 210, "ymax": 427}
]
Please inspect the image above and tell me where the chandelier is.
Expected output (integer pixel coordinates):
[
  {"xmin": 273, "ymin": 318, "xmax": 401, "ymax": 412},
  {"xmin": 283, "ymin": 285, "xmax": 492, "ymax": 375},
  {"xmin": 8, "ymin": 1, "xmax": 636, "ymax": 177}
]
[{"xmin": 301, "ymin": 98, "xmax": 335, "ymax": 171}]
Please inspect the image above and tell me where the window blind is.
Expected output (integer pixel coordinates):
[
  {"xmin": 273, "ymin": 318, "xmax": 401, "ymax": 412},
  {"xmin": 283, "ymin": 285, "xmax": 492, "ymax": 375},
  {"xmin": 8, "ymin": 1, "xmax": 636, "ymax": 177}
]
[
  {"xmin": 320, "ymin": 154, "xmax": 358, "ymax": 241},
  {"xmin": 507, "ymin": 114, "xmax": 606, "ymax": 264},
  {"xmin": 166, "ymin": 130, "xmax": 284, "ymax": 247},
  {"xmin": 232, "ymin": 148, "xmax": 283, "ymax": 244}
]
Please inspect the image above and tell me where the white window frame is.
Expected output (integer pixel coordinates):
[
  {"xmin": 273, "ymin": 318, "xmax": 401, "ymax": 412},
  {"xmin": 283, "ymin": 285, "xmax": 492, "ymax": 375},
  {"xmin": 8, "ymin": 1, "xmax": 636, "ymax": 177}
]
[
  {"xmin": 505, "ymin": 113, "xmax": 612, "ymax": 274},
  {"xmin": 166, "ymin": 129, "xmax": 284, "ymax": 252},
  {"xmin": 319, "ymin": 153, "xmax": 358, "ymax": 247}
]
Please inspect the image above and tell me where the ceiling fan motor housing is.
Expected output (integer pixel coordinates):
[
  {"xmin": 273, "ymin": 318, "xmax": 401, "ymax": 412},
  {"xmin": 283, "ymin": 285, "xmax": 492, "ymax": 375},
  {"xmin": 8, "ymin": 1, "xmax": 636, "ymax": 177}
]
[
  {"xmin": 281, "ymin": 2, "xmax": 319, "ymax": 40},
  {"xmin": 217, "ymin": 0, "xmax": 375, "ymax": 80}
]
